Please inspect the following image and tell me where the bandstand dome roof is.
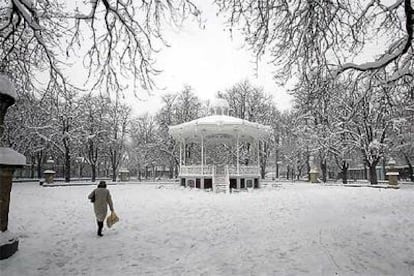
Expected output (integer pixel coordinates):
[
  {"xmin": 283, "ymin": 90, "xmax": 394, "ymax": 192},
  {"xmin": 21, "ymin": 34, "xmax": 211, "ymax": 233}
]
[{"xmin": 169, "ymin": 114, "xmax": 271, "ymax": 143}]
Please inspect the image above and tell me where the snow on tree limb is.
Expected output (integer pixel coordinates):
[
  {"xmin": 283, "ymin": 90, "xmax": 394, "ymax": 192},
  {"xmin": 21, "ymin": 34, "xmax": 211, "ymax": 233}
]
[
  {"xmin": 216, "ymin": 0, "xmax": 414, "ymax": 86},
  {"xmin": 1, "ymin": 0, "xmax": 200, "ymax": 97},
  {"xmin": 68, "ymin": 0, "xmax": 201, "ymax": 95},
  {"xmin": 336, "ymin": 0, "xmax": 413, "ymax": 75}
]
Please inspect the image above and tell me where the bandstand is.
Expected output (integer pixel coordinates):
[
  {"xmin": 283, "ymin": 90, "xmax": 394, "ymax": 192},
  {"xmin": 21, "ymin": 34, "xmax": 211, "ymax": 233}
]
[{"xmin": 169, "ymin": 99, "xmax": 271, "ymax": 192}]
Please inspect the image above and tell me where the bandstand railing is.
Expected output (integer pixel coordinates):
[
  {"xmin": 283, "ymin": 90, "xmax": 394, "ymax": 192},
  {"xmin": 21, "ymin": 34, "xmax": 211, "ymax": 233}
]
[
  {"xmin": 228, "ymin": 165, "xmax": 260, "ymax": 176},
  {"xmin": 180, "ymin": 165, "xmax": 259, "ymax": 176},
  {"xmin": 180, "ymin": 165, "xmax": 213, "ymax": 176}
]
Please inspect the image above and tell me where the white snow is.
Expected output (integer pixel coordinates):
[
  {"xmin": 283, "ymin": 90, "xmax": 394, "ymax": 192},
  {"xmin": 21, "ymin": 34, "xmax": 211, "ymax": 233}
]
[
  {"xmin": 0, "ymin": 74, "xmax": 17, "ymax": 100},
  {"xmin": 386, "ymin": 172, "xmax": 400, "ymax": 176},
  {"xmin": 0, "ymin": 147, "xmax": 26, "ymax": 166},
  {"xmin": 43, "ymin": 170, "xmax": 56, "ymax": 174},
  {"xmin": 2, "ymin": 182, "xmax": 414, "ymax": 275},
  {"xmin": 0, "ymin": 230, "xmax": 18, "ymax": 245}
]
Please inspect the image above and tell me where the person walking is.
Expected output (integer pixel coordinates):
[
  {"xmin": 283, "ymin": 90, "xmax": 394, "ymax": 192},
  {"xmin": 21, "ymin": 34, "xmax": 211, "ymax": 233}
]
[{"xmin": 88, "ymin": 181, "xmax": 114, "ymax": 237}]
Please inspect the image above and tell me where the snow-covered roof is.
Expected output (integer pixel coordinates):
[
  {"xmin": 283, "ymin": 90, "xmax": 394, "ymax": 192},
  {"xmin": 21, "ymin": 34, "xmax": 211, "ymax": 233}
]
[
  {"xmin": 0, "ymin": 74, "xmax": 16, "ymax": 100},
  {"xmin": 43, "ymin": 170, "xmax": 56, "ymax": 174},
  {"xmin": 169, "ymin": 115, "xmax": 271, "ymax": 142},
  {"xmin": 0, "ymin": 147, "xmax": 26, "ymax": 166}
]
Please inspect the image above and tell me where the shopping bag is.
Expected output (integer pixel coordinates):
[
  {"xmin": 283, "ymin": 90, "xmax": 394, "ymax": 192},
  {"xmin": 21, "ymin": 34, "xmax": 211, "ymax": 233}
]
[{"xmin": 106, "ymin": 211, "xmax": 119, "ymax": 228}]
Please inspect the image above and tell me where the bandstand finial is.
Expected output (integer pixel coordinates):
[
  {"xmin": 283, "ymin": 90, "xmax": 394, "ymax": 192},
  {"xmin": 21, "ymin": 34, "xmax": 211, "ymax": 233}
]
[{"xmin": 210, "ymin": 98, "xmax": 230, "ymax": 115}]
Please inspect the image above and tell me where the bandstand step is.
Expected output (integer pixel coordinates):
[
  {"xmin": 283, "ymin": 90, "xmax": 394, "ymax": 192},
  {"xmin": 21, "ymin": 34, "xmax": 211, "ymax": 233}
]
[{"xmin": 214, "ymin": 183, "xmax": 229, "ymax": 193}]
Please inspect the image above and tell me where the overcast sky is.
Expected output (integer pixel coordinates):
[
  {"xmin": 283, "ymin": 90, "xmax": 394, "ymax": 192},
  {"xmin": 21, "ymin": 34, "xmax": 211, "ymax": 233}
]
[{"xmin": 123, "ymin": 1, "xmax": 294, "ymax": 115}]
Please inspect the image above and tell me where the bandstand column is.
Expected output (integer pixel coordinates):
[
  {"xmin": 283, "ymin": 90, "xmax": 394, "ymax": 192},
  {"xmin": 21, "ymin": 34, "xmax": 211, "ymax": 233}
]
[
  {"xmin": 179, "ymin": 140, "xmax": 182, "ymax": 166},
  {"xmin": 257, "ymin": 139, "xmax": 261, "ymax": 188},
  {"xmin": 257, "ymin": 140, "xmax": 260, "ymax": 173},
  {"xmin": 201, "ymin": 135, "xmax": 204, "ymax": 174},
  {"xmin": 201, "ymin": 135, "xmax": 204, "ymax": 189},
  {"xmin": 183, "ymin": 139, "xmax": 186, "ymax": 166},
  {"xmin": 236, "ymin": 134, "xmax": 240, "ymax": 175}
]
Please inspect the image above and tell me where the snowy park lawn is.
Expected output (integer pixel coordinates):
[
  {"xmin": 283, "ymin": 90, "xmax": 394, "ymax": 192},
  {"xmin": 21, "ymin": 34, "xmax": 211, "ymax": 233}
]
[{"xmin": 2, "ymin": 182, "xmax": 414, "ymax": 275}]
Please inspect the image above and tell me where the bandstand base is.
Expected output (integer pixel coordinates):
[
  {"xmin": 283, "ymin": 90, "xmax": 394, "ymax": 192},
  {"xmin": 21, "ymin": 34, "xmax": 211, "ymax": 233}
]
[{"xmin": 180, "ymin": 176, "xmax": 260, "ymax": 190}]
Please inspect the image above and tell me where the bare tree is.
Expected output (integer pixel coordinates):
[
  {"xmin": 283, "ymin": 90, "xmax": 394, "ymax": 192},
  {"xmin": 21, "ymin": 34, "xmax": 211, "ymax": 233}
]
[
  {"xmin": 0, "ymin": 1, "xmax": 66, "ymax": 80},
  {"xmin": 129, "ymin": 113, "xmax": 159, "ymax": 179},
  {"xmin": 215, "ymin": 0, "xmax": 414, "ymax": 84},
  {"xmin": 156, "ymin": 94, "xmax": 180, "ymax": 178},
  {"xmin": 2, "ymin": 89, "xmax": 47, "ymax": 178},
  {"xmin": 78, "ymin": 94, "xmax": 109, "ymax": 182},
  {"xmin": 1, "ymin": 0, "xmax": 200, "ymax": 94},
  {"xmin": 106, "ymin": 97, "xmax": 130, "ymax": 181},
  {"xmin": 218, "ymin": 80, "xmax": 275, "ymax": 178}
]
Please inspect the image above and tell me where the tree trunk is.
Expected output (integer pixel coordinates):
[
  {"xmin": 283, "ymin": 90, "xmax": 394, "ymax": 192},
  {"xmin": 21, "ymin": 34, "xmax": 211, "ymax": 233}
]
[
  {"xmin": 275, "ymin": 148, "xmax": 279, "ymax": 178},
  {"xmin": 341, "ymin": 161, "xmax": 349, "ymax": 184},
  {"xmin": 297, "ymin": 167, "xmax": 301, "ymax": 180},
  {"xmin": 276, "ymin": 162, "xmax": 279, "ymax": 179},
  {"xmin": 91, "ymin": 164, "xmax": 96, "ymax": 182},
  {"xmin": 111, "ymin": 150, "xmax": 117, "ymax": 182},
  {"xmin": 64, "ymin": 146, "xmax": 71, "ymax": 182},
  {"xmin": 79, "ymin": 163, "xmax": 83, "ymax": 179},
  {"xmin": 363, "ymin": 164, "xmax": 368, "ymax": 180},
  {"xmin": 137, "ymin": 164, "xmax": 141, "ymax": 181},
  {"xmin": 30, "ymin": 155, "xmax": 35, "ymax": 178},
  {"xmin": 320, "ymin": 159, "xmax": 327, "ymax": 183},
  {"xmin": 287, "ymin": 165, "xmax": 290, "ymax": 180},
  {"xmin": 112, "ymin": 164, "xmax": 117, "ymax": 182},
  {"xmin": 104, "ymin": 159, "xmax": 109, "ymax": 177},
  {"xmin": 175, "ymin": 164, "xmax": 179, "ymax": 178},
  {"xmin": 169, "ymin": 164, "xmax": 174, "ymax": 179},
  {"xmin": 306, "ymin": 152, "xmax": 310, "ymax": 182},
  {"xmin": 403, "ymin": 153, "xmax": 414, "ymax": 182},
  {"xmin": 260, "ymin": 164, "xmax": 266, "ymax": 179},
  {"xmin": 408, "ymin": 163, "xmax": 414, "ymax": 182},
  {"xmin": 36, "ymin": 151, "xmax": 43, "ymax": 178},
  {"xmin": 368, "ymin": 161, "xmax": 379, "ymax": 185}
]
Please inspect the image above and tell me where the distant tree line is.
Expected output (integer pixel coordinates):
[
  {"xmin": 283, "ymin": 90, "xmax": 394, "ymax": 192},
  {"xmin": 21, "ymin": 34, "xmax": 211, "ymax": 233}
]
[{"xmin": 3, "ymin": 79, "xmax": 412, "ymax": 184}]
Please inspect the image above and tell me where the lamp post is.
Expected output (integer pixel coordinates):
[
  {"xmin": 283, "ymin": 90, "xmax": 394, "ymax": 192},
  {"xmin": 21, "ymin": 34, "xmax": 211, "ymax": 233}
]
[
  {"xmin": 152, "ymin": 161, "xmax": 156, "ymax": 180},
  {"xmin": 386, "ymin": 158, "xmax": 399, "ymax": 187},
  {"xmin": 43, "ymin": 157, "xmax": 55, "ymax": 184},
  {"xmin": 119, "ymin": 168, "xmax": 130, "ymax": 182},
  {"xmin": 0, "ymin": 74, "xmax": 26, "ymax": 259},
  {"xmin": 341, "ymin": 158, "xmax": 351, "ymax": 184},
  {"xmin": 309, "ymin": 155, "xmax": 319, "ymax": 183},
  {"xmin": 75, "ymin": 156, "xmax": 84, "ymax": 180},
  {"xmin": 276, "ymin": 161, "xmax": 282, "ymax": 179}
]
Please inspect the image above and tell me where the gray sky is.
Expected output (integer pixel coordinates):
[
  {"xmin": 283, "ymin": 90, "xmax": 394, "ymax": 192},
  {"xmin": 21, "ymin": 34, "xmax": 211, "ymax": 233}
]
[{"xmin": 125, "ymin": 1, "xmax": 294, "ymax": 115}]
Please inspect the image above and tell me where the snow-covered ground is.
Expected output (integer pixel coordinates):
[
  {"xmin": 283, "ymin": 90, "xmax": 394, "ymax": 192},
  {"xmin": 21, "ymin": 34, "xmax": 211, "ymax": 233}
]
[{"xmin": 2, "ymin": 182, "xmax": 414, "ymax": 275}]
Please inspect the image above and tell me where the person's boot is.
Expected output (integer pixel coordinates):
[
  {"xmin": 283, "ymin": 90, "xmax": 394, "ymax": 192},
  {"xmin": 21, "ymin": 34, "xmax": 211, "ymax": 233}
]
[{"xmin": 97, "ymin": 221, "xmax": 104, "ymax": 237}]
